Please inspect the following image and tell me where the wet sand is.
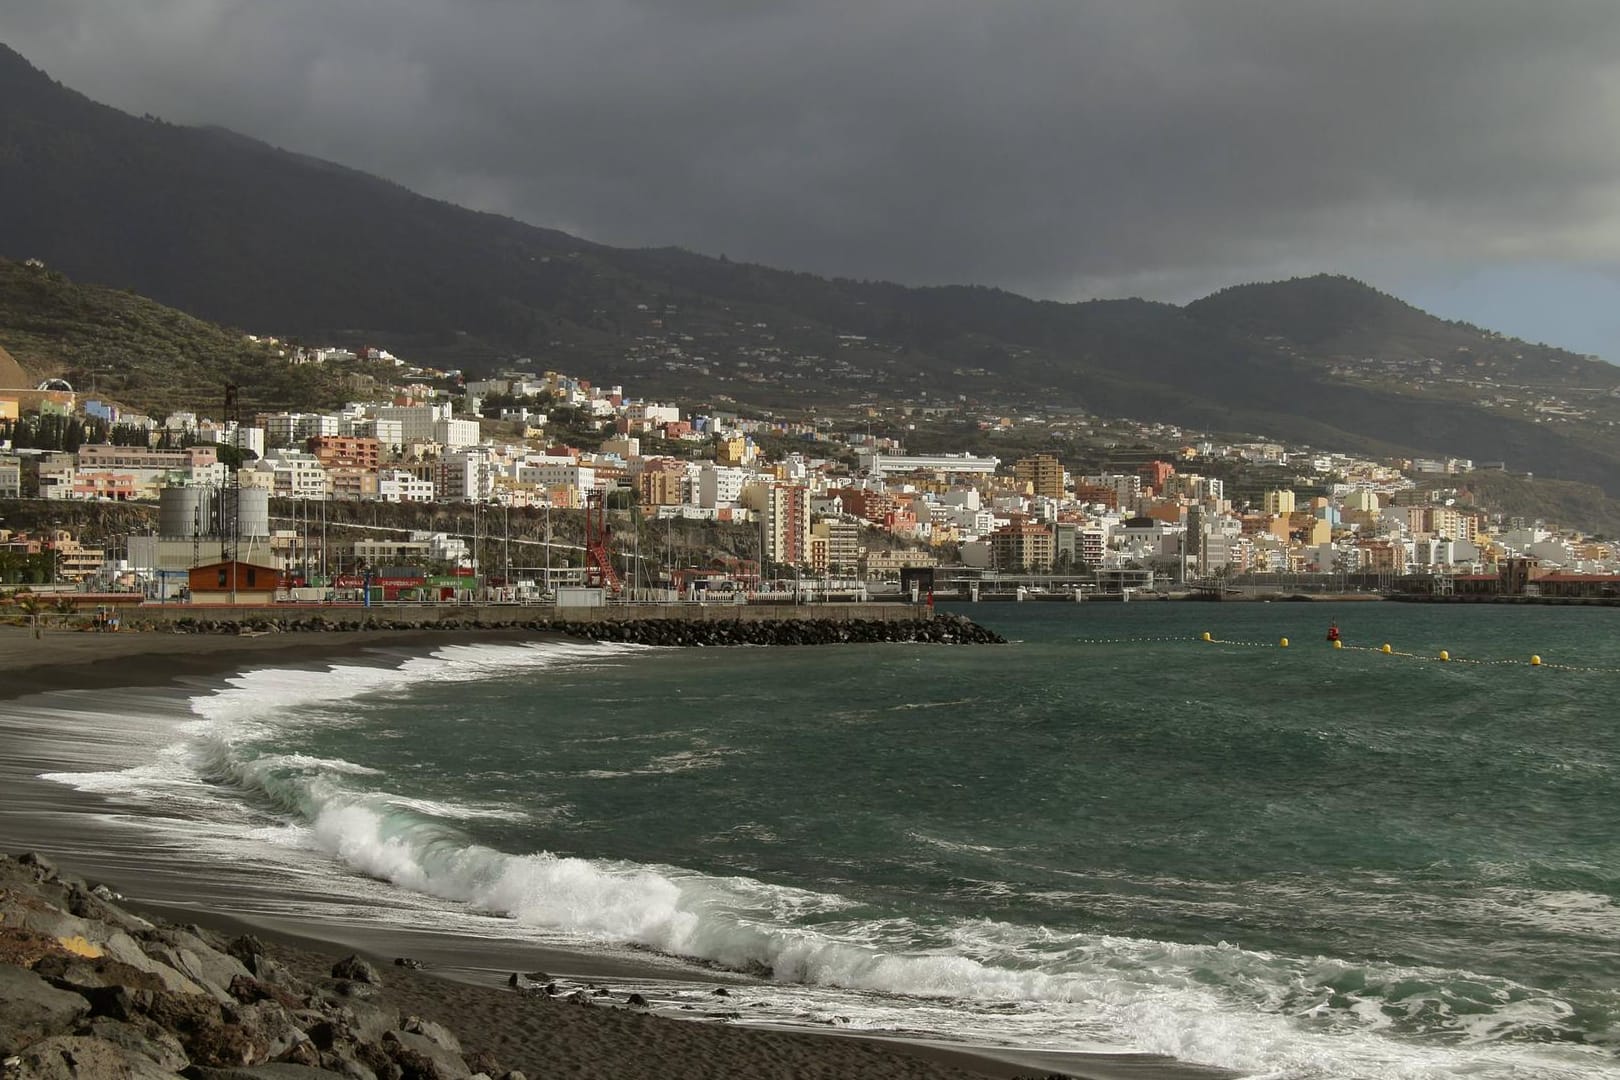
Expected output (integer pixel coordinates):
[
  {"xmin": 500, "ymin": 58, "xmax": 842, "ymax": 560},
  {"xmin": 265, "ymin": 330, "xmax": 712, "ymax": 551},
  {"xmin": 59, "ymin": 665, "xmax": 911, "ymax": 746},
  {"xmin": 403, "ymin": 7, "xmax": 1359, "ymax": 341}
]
[
  {"xmin": 0, "ymin": 622, "xmax": 549, "ymax": 700},
  {"xmin": 0, "ymin": 623, "xmax": 1236, "ymax": 1080}
]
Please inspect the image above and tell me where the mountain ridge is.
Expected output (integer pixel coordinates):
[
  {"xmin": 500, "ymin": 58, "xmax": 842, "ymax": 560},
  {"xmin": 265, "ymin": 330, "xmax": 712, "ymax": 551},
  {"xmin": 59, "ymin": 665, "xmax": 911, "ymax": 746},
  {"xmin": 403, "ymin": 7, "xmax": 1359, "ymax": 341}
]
[{"xmin": 5, "ymin": 42, "xmax": 1620, "ymax": 492}]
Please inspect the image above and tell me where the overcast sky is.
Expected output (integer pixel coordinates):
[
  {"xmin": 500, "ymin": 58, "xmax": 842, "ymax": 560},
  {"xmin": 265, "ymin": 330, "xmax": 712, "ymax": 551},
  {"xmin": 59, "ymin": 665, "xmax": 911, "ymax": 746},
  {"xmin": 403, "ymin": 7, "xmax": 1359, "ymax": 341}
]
[{"xmin": 6, "ymin": 1, "xmax": 1620, "ymax": 359}]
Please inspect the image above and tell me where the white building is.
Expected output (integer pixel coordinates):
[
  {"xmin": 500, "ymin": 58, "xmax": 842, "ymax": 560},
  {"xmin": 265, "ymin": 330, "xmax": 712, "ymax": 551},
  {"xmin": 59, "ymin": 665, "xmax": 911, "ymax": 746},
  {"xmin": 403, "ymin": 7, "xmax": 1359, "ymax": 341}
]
[
  {"xmin": 698, "ymin": 464, "xmax": 749, "ymax": 508},
  {"xmin": 518, "ymin": 461, "xmax": 596, "ymax": 501},
  {"xmin": 438, "ymin": 448, "xmax": 496, "ymax": 502},
  {"xmin": 372, "ymin": 404, "xmax": 453, "ymax": 444},
  {"xmin": 263, "ymin": 413, "xmax": 340, "ymax": 446},
  {"xmin": 857, "ymin": 451, "xmax": 1000, "ymax": 477},
  {"xmin": 256, "ymin": 450, "xmax": 330, "ymax": 499},
  {"xmin": 378, "ymin": 469, "xmax": 435, "ymax": 503},
  {"xmin": 631, "ymin": 403, "xmax": 680, "ymax": 426},
  {"xmin": 434, "ymin": 418, "xmax": 482, "ymax": 450},
  {"xmin": 347, "ymin": 417, "xmax": 405, "ymax": 451},
  {"xmin": 196, "ymin": 422, "xmax": 267, "ymax": 461}
]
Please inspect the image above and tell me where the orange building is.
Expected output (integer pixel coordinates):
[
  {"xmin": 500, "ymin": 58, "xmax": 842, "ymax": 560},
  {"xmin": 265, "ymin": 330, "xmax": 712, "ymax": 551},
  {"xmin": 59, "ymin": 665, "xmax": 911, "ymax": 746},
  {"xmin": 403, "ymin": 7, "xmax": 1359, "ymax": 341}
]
[
  {"xmin": 308, "ymin": 435, "xmax": 382, "ymax": 470},
  {"xmin": 1071, "ymin": 484, "xmax": 1119, "ymax": 510},
  {"xmin": 1138, "ymin": 460, "xmax": 1176, "ymax": 491},
  {"xmin": 187, "ymin": 560, "xmax": 280, "ymax": 604}
]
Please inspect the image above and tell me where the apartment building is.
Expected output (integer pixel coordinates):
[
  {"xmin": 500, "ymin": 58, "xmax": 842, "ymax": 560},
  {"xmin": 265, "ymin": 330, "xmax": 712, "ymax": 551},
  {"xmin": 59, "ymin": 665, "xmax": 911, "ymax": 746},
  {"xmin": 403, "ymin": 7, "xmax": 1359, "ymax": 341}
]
[
  {"xmin": 1263, "ymin": 489, "xmax": 1298, "ymax": 515},
  {"xmin": 1014, "ymin": 454, "xmax": 1065, "ymax": 500},
  {"xmin": 989, "ymin": 520, "xmax": 1055, "ymax": 572},
  {"xmin": 811, "ymin": 518, "xmax": 863, "ymax": 574},
  {"xmin": 747, "ymin": 482, "xmax": 810, "ymax": 568},
  {"xmin": 256, "ymin": 451, "xmax": 331, "ymax": 500},
  {"xmin": 308, "ymin": 435, "xmax": 382, "ymax": 471},
  {"xmin": 378, "ymin": 469, "xmax": 436, "ymax": 503}
]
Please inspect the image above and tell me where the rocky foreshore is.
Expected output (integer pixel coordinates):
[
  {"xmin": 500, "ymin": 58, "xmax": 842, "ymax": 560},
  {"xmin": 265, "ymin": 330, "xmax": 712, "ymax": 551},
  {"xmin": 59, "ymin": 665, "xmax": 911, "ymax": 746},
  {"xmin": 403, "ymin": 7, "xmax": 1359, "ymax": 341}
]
[
  {"xmin": 127, "ymin": 612, "xmax": 1007, "ymax": 647},
  {"xmin": 0, "ymin": 852, "xmax": 1073, "ymax": 1080},
  {"xmin": 0, "ymin": 852, "xmax": 525, "ymax": 1079}
]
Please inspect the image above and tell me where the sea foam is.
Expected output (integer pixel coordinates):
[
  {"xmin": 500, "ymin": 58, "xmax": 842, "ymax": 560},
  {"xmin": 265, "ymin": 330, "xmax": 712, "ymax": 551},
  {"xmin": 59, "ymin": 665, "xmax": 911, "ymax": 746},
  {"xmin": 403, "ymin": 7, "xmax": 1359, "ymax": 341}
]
[{"xmin": 36, "ymin": 637, "xmax": 1612, "ymax": 1079}]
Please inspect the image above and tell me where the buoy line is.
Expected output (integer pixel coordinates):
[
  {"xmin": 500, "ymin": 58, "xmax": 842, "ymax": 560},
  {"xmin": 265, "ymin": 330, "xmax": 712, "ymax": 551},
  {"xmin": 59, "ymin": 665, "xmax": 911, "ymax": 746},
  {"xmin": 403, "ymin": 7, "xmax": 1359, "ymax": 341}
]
[{"xmin": 1065, "ymin": 635, "xmax": 1613, "ymax": 672}]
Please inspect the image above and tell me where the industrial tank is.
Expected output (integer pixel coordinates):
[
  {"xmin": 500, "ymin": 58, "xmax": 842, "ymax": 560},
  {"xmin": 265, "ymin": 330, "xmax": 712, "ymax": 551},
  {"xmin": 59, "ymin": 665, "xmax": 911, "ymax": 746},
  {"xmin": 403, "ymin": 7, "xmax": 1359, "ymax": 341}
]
[
  {"xmin": 160, "ymin": 485, "xmax": 270, "ymax": 539},
  {"xmin": 219, "ymin": 487, "xmax": 271, "ymax": 539},
  {"xmin": 158, "ymin": 486, "xmax": 216, "ymax": 540}
]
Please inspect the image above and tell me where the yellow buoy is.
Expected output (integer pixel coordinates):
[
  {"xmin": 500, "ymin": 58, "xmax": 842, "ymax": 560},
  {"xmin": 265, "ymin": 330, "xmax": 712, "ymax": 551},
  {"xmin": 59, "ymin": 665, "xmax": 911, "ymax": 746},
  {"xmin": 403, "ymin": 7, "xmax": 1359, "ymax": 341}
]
[
  {"xmin": 1439, "ymin": 649, "xmax": 1450, "ymax": 662},
  {"xmin": 1201, "ymin": 632, "xmax": 1212, "ymax": 642},
  {"xmin": 1333, "ymin": 639, "xmax": 1343, "ymax": 649},
  {"xmin": 1381, "ymin": 643, "xmax": 1392, "ymax": 654},
  {"xmin": 1530, "ymin": 654, "xmax": 1542, "ymax": 666},
  {"xmin": 1279, "ymin": 637, "xmax": 1289, "ymax": 648}
]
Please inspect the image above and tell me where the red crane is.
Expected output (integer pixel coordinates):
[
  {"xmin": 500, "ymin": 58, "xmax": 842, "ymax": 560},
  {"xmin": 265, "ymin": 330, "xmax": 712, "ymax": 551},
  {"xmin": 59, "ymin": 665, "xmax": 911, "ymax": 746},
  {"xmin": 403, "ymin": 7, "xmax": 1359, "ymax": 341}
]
[{"xmin": 584, "ymin": 489, "xmax": 622, "ymax": 593}]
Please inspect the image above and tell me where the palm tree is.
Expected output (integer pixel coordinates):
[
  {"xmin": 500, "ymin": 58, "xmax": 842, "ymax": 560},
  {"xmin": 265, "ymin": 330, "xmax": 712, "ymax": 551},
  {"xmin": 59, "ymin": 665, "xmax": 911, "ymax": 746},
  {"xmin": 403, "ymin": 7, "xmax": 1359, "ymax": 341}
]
[{"xmin": 10, "ymin": 588, "xmax": 44, "ymax": 637}]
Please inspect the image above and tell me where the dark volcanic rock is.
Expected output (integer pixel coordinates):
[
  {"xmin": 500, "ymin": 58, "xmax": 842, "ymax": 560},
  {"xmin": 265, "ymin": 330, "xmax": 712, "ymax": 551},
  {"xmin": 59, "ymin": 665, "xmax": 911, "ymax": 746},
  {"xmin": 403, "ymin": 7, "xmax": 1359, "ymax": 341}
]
[
  {"xmin": 0, "ymin": 849, "xmax": 517, "ymax": 1080},
  {"xmin": 329, "ymin": 956, "xmax": 381, "ymax": 986},
  {"xmin": 150, "ymin": 610, "xmax": 1006, "ymax": 647},
  {"xmin": 0, "ymin": 963, "xmax": 90, "ymax": 1055},
  {"xmin": 5, "ymin": 1032, "xmax": 178, "ymax": 1078}
]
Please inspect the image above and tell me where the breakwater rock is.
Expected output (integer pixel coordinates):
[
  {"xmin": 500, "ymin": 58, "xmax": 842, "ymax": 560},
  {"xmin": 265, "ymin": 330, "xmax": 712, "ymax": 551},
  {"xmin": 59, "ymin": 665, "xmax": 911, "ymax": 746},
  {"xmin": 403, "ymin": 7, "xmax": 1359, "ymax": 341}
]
[
  {"xmin": 144, "ymin": 612, "xmax": 1006, "ymax": 646},
  {"xmin": 0, "ymin": 851, "xmax": 527, "ymax": 1079},
  {"xmin": 545, "ymin": 613, "xmax": 1005, "ymax": 647}
]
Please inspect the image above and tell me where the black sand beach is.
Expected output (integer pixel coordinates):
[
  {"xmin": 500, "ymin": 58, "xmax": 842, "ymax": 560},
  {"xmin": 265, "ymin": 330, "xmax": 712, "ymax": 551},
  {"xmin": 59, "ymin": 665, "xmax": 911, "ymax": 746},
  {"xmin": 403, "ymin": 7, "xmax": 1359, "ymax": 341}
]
[{"xmin": 0, "ymin": 624, "xmax": 1233, "ymax": 1080}]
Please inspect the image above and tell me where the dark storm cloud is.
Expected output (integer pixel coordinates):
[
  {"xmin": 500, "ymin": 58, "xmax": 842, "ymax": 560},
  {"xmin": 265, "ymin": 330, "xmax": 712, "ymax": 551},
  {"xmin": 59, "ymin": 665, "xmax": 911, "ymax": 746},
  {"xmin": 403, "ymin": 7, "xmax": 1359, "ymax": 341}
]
[{"xmin": 6, "ymin": 0, "xmax": 1620, "ymax": 304}]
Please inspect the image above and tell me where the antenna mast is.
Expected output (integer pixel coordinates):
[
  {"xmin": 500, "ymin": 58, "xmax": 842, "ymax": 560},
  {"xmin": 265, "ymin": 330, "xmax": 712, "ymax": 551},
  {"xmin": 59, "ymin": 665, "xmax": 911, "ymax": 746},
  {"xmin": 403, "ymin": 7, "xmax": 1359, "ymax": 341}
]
[{"xmin": 224, "ymin": 385, "xmax": 242, "ymax": 601}]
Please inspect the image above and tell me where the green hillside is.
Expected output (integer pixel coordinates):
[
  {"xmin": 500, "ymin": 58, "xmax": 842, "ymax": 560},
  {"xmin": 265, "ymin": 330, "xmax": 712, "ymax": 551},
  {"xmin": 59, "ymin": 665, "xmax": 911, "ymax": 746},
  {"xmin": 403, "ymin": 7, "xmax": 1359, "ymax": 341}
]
[{"xmin": 0, "ymin": 257, "xmax": 351, "ymax": 416}]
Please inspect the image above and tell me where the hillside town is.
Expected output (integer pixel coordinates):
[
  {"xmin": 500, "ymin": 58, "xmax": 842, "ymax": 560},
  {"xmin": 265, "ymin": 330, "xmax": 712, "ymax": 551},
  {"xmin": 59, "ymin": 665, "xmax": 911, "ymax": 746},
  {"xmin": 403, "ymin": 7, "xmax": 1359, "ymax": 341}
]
[{"xmin": 3, "ymin": 337, "xmax": 1619, "ymax": 602}]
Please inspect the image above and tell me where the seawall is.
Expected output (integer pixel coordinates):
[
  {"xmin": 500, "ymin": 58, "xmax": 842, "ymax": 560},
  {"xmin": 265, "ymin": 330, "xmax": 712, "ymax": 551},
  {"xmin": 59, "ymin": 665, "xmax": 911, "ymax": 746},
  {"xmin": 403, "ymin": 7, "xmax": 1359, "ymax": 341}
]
[
  {"xmin": 1387, "ymin": 594, "xmax": 1620, "ymax": 606},
  {"xmin": 88, "ymin": 603, "xmax": 1007, "ymax": 646}
]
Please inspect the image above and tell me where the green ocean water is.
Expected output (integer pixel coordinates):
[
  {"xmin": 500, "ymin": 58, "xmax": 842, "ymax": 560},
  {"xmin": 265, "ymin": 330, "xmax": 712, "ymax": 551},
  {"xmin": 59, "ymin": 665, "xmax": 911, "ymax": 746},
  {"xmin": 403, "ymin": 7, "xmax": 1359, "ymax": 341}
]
[{"xmin": 40, "ymin": 602, "xmax": 1620, "ymax": 1077}]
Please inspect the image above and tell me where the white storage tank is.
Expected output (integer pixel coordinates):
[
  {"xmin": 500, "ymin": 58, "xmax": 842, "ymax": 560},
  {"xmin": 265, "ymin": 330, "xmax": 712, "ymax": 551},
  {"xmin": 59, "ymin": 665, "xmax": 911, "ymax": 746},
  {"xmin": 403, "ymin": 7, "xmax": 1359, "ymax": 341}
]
[
  {"xmin": 219, "ymin": 487, "xmax": 271, "ymax": 538},
  {"xmin": 159, "ymin": 486, "xmax": 215, "ymax": 540}
]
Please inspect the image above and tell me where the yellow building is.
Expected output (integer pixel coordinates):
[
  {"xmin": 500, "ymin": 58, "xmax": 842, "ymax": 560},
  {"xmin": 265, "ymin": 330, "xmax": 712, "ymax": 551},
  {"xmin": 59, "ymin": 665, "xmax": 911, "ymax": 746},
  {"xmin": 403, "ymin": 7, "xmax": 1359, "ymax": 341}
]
[
  {"xmin": 716, "ymin": 436, "xmax": 753, "ymax": 467},
  {"xmin": 862, "ymin": 548, "xmax": 939, "ymax": 579},
  {"xmin": 1014, "ymin": 454, "xmax": 1065, "ymax": 500},
  {"xmin": 1263, "ymin": 489, "xmax": 1297, "ymax": 515},
  {"xmin": 1343, "ymin": 489, "xmax": 1381, "ymax": 513},
  {"xmin": 1289, "ymin": 514, "xmax": 1331, "ymax": 546}
]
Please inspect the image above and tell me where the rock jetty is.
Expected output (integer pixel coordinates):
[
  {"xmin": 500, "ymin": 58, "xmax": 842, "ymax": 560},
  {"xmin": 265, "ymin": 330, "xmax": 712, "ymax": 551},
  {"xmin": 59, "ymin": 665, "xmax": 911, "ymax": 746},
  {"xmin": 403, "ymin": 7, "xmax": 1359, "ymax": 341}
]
[
  {"xmin": 132, "ymin": 613, "xmax": 1007, "ymax": 646},
  {"xmin": 0, "ymin": 852, "xmax": 525, "ymax": 1080}
]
